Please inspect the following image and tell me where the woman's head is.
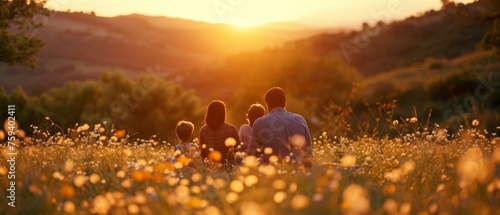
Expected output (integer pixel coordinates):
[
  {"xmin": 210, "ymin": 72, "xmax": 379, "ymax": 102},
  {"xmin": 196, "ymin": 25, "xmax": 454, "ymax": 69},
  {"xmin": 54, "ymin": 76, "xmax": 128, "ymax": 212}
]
[
  {"xmin": 247, "ymin": 103, "xmax": 266, "ymax": 127},
  {"xmin": 204, "ymin": 100, "xmax": 226, "ymax": 129}
]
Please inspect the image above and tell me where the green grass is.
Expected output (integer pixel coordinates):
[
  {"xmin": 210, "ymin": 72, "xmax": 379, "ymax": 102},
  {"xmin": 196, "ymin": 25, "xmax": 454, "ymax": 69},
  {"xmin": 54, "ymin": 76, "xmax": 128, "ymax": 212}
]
[
  {"xmin": 0, "ymin": 122, "xmax": 499, "ymax": 214},
  {"xmin": 361, "ymin": 50, "xmax": 499, "ymax": 98},
  {"xmin": 354, "ymin": 50, "xmax": 500, "ymax": 134}
]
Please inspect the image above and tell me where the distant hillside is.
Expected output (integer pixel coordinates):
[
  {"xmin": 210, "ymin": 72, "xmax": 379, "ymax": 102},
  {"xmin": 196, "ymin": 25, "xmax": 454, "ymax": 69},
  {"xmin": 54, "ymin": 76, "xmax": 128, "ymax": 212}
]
[
  {"xmin": 356, "ymin": 49, "xmax": 500, "ymax": 132},
  {"xmin": 180, "ymin": 2, "xmax": 493, "ymax": 100},
  {"xmin": 0, "ymin": 12, "xmax": 320, "ymax": 93},
  {"xmin": 0, "ymin": 1, "xmax": 492, "ymax": 95},
  {"xmin": 292, "ymin": 2, "xmax": 490, "ymax": 76}
]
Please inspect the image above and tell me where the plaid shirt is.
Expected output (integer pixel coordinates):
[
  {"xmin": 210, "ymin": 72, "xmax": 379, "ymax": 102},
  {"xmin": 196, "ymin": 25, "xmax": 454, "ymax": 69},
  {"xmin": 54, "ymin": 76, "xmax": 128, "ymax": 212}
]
[{"xmin": 199, "ymin": 123, "xmax": 240, "ymax": 164}]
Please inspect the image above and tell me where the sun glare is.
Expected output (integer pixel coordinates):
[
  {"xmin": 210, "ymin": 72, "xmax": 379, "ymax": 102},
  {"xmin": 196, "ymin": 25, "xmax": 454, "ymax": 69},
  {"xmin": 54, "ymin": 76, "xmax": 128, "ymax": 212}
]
[
  {"xmin": 222, "ymin": 18, "xmax": 275, "ymax": 28},
  {"xmin": 46, "ymin": 0, "xmax": 476, "ymax": 28},
  {"xmin": 228, "ymin": 22, "xmax": 261, "ymax": 28}
]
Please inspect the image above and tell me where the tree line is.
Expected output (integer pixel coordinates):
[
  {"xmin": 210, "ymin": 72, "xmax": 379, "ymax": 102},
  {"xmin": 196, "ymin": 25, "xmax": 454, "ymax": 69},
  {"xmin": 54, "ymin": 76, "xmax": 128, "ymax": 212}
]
[{"xmin": 0, "ymin": 72, "xmax": 204, "ymax": 140}]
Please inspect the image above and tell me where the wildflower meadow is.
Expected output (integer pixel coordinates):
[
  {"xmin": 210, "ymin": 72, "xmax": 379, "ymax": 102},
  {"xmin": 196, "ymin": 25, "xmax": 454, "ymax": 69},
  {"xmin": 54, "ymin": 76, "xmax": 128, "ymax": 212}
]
[{"xmin": 0, "ymin": 118, "xmax": 499, "ymax": 215}]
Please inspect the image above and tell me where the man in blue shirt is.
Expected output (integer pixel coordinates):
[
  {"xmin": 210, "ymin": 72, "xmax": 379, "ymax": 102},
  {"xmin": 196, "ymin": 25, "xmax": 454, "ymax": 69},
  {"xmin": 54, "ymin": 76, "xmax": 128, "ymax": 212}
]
[{"xmin": 248, "ymin": 87, "xmax": 312, "ymax": 164}]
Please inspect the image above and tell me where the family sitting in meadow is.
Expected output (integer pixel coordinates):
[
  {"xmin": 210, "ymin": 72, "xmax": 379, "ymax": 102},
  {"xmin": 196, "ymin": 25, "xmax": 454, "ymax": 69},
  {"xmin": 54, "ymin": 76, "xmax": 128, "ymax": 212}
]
[{"xmin": 174, "ymin": 87, "xmax": 313, "ymax": 168}]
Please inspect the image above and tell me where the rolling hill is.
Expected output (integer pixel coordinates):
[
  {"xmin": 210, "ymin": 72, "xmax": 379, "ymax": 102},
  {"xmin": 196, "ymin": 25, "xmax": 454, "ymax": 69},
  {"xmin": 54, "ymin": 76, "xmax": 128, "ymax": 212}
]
[
  {"xmin": 293, "ymin": 2, "xmax": 490, "ymax": 76},
  {"xmin": 0, "ymin": 11, "xmax": 323, "ymax": 94},
  {"xmin": 0, "ymin": 1, "xmax": 494, "ymax": 103},
  {"xmin": 176, "ymin": 2, "xmax": 492, "ymax": 100}
]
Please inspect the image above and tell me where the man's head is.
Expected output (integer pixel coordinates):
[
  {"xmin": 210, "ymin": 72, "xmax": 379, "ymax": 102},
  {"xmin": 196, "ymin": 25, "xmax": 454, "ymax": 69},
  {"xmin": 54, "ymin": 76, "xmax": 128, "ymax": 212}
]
[
  {"xmin": 265, "ymin": 87, "xmax": 286, "ymax": 110},
  {"xmin": 175, "ymin": 121, "xmax": 194, "ymax": 142}
]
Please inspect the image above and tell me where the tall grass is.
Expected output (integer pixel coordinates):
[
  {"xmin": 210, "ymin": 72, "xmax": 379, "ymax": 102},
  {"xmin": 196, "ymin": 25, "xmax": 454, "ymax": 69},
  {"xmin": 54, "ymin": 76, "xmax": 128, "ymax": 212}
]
[{"xmin": 0, "ymin": 118, "xmax": 499, "ymax": 214}]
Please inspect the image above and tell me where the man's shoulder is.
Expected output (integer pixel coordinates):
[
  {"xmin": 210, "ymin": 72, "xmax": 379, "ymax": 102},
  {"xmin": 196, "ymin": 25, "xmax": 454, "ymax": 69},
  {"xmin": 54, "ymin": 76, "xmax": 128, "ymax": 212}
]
[
  {"xmin": 285, "ymin": 111, "xmax": 309, "ymax": 127},
  {"xmin": 291, "ymin": 112, "xmax": 306, "ymax": 121},
  {"xmin": 253, "ymin": 114, "xmax": 273, "ymax": 126}
]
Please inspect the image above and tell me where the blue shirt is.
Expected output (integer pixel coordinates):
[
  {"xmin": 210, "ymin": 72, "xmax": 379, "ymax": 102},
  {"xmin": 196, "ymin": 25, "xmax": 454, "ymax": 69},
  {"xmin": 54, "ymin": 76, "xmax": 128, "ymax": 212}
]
[
  {"xmin": 175, "ymin": 142, "xmax": 199, "ymax": 157},
  {"xmin": 248, "ymin": 107, "xmax": 312, "ymax": 163}
]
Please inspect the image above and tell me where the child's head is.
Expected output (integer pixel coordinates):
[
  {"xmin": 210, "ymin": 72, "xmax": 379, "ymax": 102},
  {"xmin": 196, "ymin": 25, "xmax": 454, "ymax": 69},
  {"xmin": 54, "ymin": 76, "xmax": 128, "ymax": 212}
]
[
  {"xmin": 247, "ymin": 103, "xmax": 266, "ymax": 127},
  {"xmin": 175, "ymin": 121, "xmax": 194, "ymax": 142}
]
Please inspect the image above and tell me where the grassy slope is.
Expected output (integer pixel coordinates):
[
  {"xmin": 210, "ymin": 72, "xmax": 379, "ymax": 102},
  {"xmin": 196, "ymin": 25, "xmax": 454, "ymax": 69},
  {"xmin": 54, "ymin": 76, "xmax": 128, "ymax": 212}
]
[
  {"xmin": 295, "ymin": 2, "xmax": 488, "ymax": 76},
  {"xmin": 362, "ymin": 50, "xmax": 499, "ymax": 97},
  {"xmin": 359, "ymin": 50, "xmax": 500, "ymax": 131}
]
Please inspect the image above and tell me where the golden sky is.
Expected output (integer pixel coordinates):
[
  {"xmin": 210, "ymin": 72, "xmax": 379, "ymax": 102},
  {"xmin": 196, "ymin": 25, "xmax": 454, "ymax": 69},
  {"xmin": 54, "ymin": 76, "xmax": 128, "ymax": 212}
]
[{"xmin": 46, "ymin": 0, "xmax": 475, "ymax": 27}]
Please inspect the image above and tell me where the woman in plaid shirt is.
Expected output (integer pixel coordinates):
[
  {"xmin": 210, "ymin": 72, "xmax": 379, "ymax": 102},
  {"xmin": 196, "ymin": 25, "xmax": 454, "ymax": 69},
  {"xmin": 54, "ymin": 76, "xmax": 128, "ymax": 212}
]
[{"xmin": 199, "ymin": 100, "xmax": 240, "ymax": 166}]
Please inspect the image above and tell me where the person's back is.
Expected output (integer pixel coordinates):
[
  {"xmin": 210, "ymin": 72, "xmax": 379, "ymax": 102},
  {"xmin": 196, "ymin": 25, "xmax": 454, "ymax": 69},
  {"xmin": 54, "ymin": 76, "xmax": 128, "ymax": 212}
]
[
  {"xmin": 176, "ymin": 142, "xmax": 199, "ymax": 158},
  {"xmin": 239, "ymin": 124, "xmax": 252, "ymax": 150},
  {"xmin": 200, "ymin": 123, "xmax": 239, "ymax": 163},
  {"xmin": 239, "ymin": 103, "xmax": 266, "ymax": 152},
  {"xmin": 250, "ymin": 108, "xmax": 311, "ymax": 162},
  {"xmin": 199, "ymin": 100, "xmax": 240, "ymax": 165},
  {"xmin": 248, "ymin": 87, "xmax": 312, "ymax": 164}
]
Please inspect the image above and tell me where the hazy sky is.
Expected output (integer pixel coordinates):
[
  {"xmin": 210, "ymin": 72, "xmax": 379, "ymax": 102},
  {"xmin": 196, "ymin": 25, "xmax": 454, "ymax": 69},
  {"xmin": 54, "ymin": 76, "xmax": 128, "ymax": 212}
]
[{"xmin": 46, "ymin": 0, "xmax": 475, "ymax": 27}]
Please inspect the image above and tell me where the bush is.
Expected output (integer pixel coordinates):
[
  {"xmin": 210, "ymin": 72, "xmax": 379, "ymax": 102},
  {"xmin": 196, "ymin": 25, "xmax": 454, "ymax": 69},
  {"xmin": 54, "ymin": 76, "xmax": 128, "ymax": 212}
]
[
  {"xmin": 48, "ymin": 72, "xmax": 203, "ymax": 139},
  {"xmin": 0, "ymin": 86, "xmax": 47, "ymax": 134}
]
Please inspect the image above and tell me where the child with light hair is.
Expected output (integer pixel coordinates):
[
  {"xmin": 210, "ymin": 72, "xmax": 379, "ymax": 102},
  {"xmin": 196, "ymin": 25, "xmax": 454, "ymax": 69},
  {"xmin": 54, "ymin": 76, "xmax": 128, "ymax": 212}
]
[{"xmin": 175, "ymin": 121, "xmax": 200, "ymax": 159}]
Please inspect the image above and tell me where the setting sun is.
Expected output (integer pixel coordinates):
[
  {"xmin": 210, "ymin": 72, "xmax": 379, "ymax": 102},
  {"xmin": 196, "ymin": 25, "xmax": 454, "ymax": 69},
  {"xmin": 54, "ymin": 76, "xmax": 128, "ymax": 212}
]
[{"xmin": 47, "ymin": 0, "xmax": 475, "ymax": 27}]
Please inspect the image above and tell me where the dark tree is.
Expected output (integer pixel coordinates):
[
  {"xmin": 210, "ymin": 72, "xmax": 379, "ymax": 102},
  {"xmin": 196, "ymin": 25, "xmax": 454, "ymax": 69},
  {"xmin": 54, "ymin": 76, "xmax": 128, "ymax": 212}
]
[
  {"xmin": 478, "ymin": 0, "xmax": 500, "ymax": 54},
  {"xmin": 362, "ymin": 22, "xmax": 370, "ymax": 31},
  {"xmin": 441, "ymin": 0, "xmax": 452, "ymax": 8},
  {"xmin": 0, "ymin": 0, "xmax": 50, "ymax": 68}
]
